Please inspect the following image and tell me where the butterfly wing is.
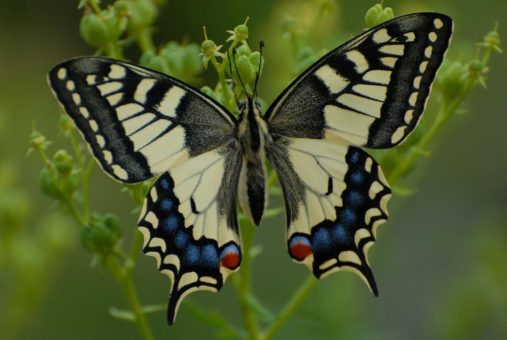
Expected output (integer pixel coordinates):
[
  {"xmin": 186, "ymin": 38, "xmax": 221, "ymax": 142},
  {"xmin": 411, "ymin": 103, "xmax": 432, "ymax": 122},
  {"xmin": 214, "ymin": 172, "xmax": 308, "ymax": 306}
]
[
  {"xmin": 48, "ymin": 57, "xmax": 243, "ymax": 324},
  {"xmin": 267, "ymin": 138, "xmax": 390, "ymax": 293},
  {"xmin": 138, "ymin": 140, "xmax": 242, "ymax": 324},
  {"xmin": 48, "ymin": 57, "xmax": 236, "ymax": 183},
  {"xmin": 265, "ymin": 13, "xmax": 452, "ymax": 290},
  {"xmin": 266, "ymin": 13, "xmax": 453, "ymax": 148}
]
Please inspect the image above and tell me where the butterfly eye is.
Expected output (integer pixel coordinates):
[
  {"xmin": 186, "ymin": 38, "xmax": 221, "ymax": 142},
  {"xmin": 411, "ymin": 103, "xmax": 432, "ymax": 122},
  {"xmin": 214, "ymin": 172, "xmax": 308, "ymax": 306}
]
[{"xmin": 238, "ymin": 99, "xmax": 247, "ymax": 111}]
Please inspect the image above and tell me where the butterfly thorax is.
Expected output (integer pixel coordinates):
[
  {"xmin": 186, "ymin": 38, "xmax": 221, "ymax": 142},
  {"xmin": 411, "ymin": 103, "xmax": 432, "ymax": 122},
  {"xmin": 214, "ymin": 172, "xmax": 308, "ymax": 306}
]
[{"xmin": 237, "ymin": 97, "xmax": 269, "ymax": 225}]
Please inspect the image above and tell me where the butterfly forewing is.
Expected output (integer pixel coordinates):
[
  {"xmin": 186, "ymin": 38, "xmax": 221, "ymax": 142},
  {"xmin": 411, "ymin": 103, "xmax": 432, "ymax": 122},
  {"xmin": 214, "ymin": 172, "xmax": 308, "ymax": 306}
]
[
  {"xmin": 265, "ymin": 13, "xmax": 452, "ymax": 288},
  {"xmin": 266, "ymin": 13, "xmax": 453, "ymax": 148},
  {"xmin": 48, "ymin": 57, "xmax": 236, "ymax": 183}
]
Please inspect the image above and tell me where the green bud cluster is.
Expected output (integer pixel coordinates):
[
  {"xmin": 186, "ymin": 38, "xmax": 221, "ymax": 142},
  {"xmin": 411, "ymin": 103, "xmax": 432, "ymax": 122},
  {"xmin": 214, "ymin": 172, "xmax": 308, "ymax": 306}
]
[
  {"xmin": 436, "ymin": 60, "xmax": 469, "ymax": 100},
  {"xmin": 80, "ymin": 9, "xmax": 127, "ymax": 50},
  {"xmin": 224, "ymin": 45, "xmax": 263, "ymax": 85},
  {"xmin": 81, "ymin": 213, "xmax": 122, "ymax": 256},
  {"xmin": 79, "ymin": 0, "xmax": 162, "ymax": 56},
  {"xmin": 38, "ymin": 148, "xmax": 79, "ymax": 200},
  {"xmin": 481, "ymin": 29, "xmax": 502, "ymax": 54},
  {"xmin": 365, "ymin": 3, "xmax": 394, "ymax": 28},
  {"xmin": 140, "ymin": 42, "xmax": 202, "ymax": 83}
]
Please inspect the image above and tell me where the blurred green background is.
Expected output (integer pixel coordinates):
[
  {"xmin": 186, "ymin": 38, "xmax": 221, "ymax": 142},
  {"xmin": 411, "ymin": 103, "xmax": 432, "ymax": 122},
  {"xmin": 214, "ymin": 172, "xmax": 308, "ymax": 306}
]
[{"xmin": 0, "ymin": 0, "xmax": 506, "ymax": 339}]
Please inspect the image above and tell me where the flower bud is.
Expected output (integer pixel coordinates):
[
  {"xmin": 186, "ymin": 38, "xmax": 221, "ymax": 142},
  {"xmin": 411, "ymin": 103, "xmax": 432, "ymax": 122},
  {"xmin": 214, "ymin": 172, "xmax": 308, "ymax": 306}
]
[
  {"xmin": 233, "ymin": 24, "xmax": 249, "ymax": 41},
  {"xmin": 61, "ymin": 169, "xmax": 80, "ymax": 195},
  {"xmin": 103, "ymin": 9, "xmax": 127, "ymax": 41},
  {"xmin": 249, "ymin": 51, "xmax": 262, "ymax": 74},
  {"xmin": 29, "ymin": 130, "xmax": 48, "ymax": 151},
  {"xmin": 201, "ymin": 39, "xmax": 221, "ymax": 69},
  {"xmin": 58, "ymin": 115, "xmax": 73, "ymax": 136},
  {"xmin": 236, "ymin": 55, "xmax": 256, "ymax": 84},
  {"xmin": 127, "ymin": 0, "xmax": 158, "ymax": 33},
  {"xmin": 201, "ymin": 39, "xmax": 218, "ymax": 59},
  {"xmin": 39, "ymin": 168, "xmax": 59, "ymax": 199},
  {"xmin": 161, "ymin": 42, "xmax": 184, "ymax": 76},
  {"xmin": 113, "ymin": 0, "xmax": 130, "ymax": 17},
  {"xmin": 365, "ymin": 3, "xmax": 394, "ymax": 28},
  {"xmin": 81, "ymin": 213, "xmax": 122, "ymax": 256},
  {"xmin": 143, "ymin": 54, "xmax": 168, "ymax": 74},
  {"xmin": 53, "ymin": 150, "xmax": 73, "ymax": 176},
  {"xmin": 482, "ymin": 29, "xmax": 502, "ymax": 53},
  {"xmin": 80, "ymin": 13, "xmax": 110, "ymax": 48},
  {"xmin": 182, "ymin": 44, "xmax": 202, "ymax": 77},
  {"xmin": 436, "ymin": 61, "xmax": 467, "ymax": 99},
  {"xmin": 139, "ymin": 50, "xmax": 157, "ymax": 67}
]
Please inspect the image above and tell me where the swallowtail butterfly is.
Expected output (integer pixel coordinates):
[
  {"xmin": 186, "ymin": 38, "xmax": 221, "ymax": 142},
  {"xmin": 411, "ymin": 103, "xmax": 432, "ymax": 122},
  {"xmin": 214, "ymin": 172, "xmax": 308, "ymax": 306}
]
[{"xmin": 48, "ymin": 13, "xmax": 453, "ymax": 324}]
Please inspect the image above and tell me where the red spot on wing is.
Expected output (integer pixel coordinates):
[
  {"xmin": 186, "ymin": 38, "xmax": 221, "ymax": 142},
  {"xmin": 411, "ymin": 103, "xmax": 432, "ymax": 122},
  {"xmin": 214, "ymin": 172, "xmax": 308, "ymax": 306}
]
[
  {"xmin": 220, "ymin": 250, "xmax": 241, "ymax": 269},
  {"xmin": 290, "ymin": 242, "xmax": 313, "ymax": 261}
]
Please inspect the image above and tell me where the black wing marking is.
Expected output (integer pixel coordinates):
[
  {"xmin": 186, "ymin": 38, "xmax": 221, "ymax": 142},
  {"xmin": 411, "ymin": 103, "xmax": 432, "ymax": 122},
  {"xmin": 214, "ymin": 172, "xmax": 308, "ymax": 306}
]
[
  {"xmin": 48, "ymin": 57, "xmax": 236, "ymax": 183},
  {"xmin": 266, "ymin": 13, "xmax": 453, "ymax": 148},
  {"xmin": 138, "ymin": 141, "xmax": 242, "ymax": 324},
  {"xmin": 267, "ymin": 138, "xmax": 390, "ymax": 292}
]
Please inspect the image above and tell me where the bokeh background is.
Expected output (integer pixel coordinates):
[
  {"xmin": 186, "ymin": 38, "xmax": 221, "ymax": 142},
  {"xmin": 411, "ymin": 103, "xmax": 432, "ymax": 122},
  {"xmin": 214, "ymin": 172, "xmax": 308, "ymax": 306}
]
[{"xmin": 0, "ymin": 0, "xmax": 506, "ymax": 339}]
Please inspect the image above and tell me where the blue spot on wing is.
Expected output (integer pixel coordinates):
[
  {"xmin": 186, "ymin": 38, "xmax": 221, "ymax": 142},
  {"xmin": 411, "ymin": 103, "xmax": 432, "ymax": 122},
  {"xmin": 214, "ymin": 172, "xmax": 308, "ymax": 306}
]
[
  {"xmin": 350, "ymin": 171, "xmax": 365, "ymax": 186},
  {"xmin": 332, "ymin": 223, "xmax": 350, "ymax": 244},
  {"xmin": 159, "ymin": 177, "xmax": 171, "ymax": 190},
  {"xmin": 349, "ymin": 149, "xmax": 361, "ymax": 164},
  {"xmin": 201, "ymin": 244, "xmax": 219, "ymax": 269},
  {"xmin": 346, "ymin": 190, "xmax": 365, "ymax": 207},
  {"xmin": 174, "ymin": 231, "xmax": 189, "ymax": 249},
  {"xmin": 162, "ymin": 215, "xmax": 181, "ymax": 234},
  {"xmin": 159, "ymin": 198, "xmax": 173, "ymax": 212},
  {"xmin": 183, "ymin": 245, "xmax": 200, "ymax": 266},
  {"xmin": 312, "ymin": 228, "xmax": 332, "ymax": 252},
  {"xmin": 340, "ymin": 208, "xmax": 356, "ymax": 225}
]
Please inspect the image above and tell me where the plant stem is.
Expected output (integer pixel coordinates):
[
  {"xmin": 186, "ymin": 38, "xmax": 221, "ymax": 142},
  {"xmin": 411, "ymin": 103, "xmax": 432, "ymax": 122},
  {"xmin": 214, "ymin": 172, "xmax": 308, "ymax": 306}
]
[
  {"xmin": 125, "ymin": 230, "xmax": 144, "ymax": 274},
  {"xmin": 107, "ymin": 256, "xmax": 154, "ymax": 340},
  {"xmin": 233, "ymin": 219, "xmax": 260, "ymax": 339},
  {"xmin": 136, "ymin": 29, "xmax": 156, "ymax": 53},
  {"xmin": 260, "ymin": 276, "xmax": 317, "ymax": 340}
]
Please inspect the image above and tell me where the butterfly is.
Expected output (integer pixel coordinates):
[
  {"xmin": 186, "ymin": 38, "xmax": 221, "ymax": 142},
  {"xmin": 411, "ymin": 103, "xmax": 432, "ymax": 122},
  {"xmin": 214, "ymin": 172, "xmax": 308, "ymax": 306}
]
[{"xmin": 48, "ymin": 13, "xmax": 453, "ymax": 325}]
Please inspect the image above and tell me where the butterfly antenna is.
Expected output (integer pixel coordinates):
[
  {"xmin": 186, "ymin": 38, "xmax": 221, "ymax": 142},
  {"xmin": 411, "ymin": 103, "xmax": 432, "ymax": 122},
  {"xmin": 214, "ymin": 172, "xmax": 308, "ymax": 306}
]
[
  {"xmin": 253, "ymin": 41, "xmax": 264, "ymax": 99},
  {"xmin": 232, "ymin": 48, "xmax": 249, "ymax": 97}
]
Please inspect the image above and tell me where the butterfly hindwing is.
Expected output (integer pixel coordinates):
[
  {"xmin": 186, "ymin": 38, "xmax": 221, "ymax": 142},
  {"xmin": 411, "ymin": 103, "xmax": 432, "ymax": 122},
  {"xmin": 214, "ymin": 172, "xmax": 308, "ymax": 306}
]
[
  {"xmin": 266, "ymin": 13, "xmax": 453, "ymax": 148},
  {"xmin": 48, "ymin": 57, "xmax": 236, "ymax": 183},
  {"xmin": 138, "ymin": 140, "xmax": 242, "ymax": 324},
  {"xmin": 267, "ymin": 138, "xmax": 391, "ymax": 291}
]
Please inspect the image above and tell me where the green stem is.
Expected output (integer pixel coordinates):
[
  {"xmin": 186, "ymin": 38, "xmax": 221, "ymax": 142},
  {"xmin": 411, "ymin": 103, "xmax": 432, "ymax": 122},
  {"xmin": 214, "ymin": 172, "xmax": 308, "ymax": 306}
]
[
  {"xmin": 108, "ymin": 256, "xmax": 154, "ymax": 340},
  {"xmin": 260, "ymin": 276, "xmax": 317, "ymax": 340},
  {"xmin": 211, "ymin": 57, "xmax": 235, "ymax": 112},
  {"xmin": 124, "ymin": 230, "xmax": 144, "ymax": 274},
  {"xmin": 136, "ymin": 29, "xmax": 156, "ymax": 53},
  {"xmin": 81, "ymin": 159, "xmax": 95, "ymax": 222},
  {"xmin": 233, "ymin": 219, "xmax": 260, "ymax": 339},
  {"xmin": 105, "ymin": 42, "xmax": 125, "ymax": 60},
  {"xmin": 87, "ymin": 0, "xmax": 101, "ymax": 14}
]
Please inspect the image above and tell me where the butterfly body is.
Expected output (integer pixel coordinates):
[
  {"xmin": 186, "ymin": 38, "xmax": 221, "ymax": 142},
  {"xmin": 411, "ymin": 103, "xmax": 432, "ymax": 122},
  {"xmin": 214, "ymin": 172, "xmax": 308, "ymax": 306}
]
[
  {"xmin": 48, "ymin": 13, "xmax": 453, "ymax": 324},
  {"xmin": 237, "ymin": 97, "xmax": 270, "ymax": 225}
]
